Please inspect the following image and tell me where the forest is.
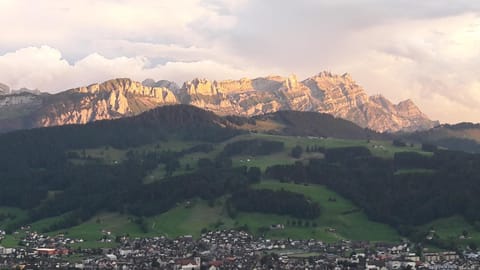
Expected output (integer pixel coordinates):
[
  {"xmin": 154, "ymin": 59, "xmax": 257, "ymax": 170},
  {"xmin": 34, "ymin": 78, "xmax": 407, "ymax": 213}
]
[
  {"xmin": 1, "ymin": 105, "xmax": 480, "ymax": 240},
  {"xmin": 229, "ymin": 188, "xmax": 321, "ymax": 219},
  {"xmin": 265, "ymin": 146, "xmax": 480, "ymax": 236}
]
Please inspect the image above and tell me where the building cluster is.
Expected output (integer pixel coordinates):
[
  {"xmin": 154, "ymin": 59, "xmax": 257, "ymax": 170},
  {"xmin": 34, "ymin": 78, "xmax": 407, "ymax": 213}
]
[{"xmin": 0, "ymin": 229, "xmax": 480, "ymax": 269}]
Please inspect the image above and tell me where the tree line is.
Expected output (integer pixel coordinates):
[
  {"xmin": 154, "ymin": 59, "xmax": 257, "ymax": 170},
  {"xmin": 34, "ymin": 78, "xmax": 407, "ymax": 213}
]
[{"xmin": 265, "ymin": 146, "xmax": 480, "ymax": 235}]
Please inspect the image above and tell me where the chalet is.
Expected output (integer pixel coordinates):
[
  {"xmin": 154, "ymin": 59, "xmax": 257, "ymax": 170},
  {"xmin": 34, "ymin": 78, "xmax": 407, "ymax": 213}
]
[
  {"xmin": 326, "ymin": 227, "xmax": 337, "ymax": 233},
  {"xmin": 270, "ymin": 224, "xmax": 285, "ymax": 230}
]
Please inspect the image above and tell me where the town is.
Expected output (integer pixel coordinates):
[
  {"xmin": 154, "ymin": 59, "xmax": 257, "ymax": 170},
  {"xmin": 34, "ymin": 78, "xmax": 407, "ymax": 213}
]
[{"xmin": 1, "ymin": 228, "xmax": 480, "ymax": 270}]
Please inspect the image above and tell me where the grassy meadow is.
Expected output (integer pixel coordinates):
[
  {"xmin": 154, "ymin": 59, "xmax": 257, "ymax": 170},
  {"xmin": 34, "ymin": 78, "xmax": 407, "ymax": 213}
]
[{"xmin": 0, "ymin": 133, "xmax": 454, "ymax": 249}]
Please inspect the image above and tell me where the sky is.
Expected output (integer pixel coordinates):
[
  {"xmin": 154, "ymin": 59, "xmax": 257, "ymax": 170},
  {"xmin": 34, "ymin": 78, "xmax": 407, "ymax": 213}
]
[{"xmin": 0, "ymin": 0, "xmax": 479, "ymax": 123}]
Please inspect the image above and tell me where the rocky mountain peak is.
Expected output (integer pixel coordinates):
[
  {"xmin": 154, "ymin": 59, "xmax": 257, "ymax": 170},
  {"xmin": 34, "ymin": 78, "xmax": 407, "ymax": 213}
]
[
  {"xmin": 0, "ymin": 72, "xmax": 438, "ymax": 133},
  {"xmin": 142, "ymin": 78, "xmax": 180, "ymax": 92},
  {"xmin": 396, "ymin": 99, "xmax": 428, "ymax": 119},
  {"xmin": 396, "ymin": 99, "xmax": 417, "ymax": 110},
  {"xmin": 183, "ymin": 78, "xmax": 219, "ymax": 96},
  {"xmin": 341, "ymin": 72, "xmax": 352, "ymax": 80},
  {"xmin": 72, "ymin": 78, "xmax": 177, "ymax": 102},
  {"xmin": 284, "ymin": 74, "xmax": 299, "ymax": 90},
  {"xmin": 141, "ymin": 78, "xmax": 156, "ymax": 87}
]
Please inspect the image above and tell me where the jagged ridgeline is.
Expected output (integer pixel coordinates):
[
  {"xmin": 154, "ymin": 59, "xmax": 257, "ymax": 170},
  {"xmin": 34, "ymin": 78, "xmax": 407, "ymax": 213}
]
[{"xmin": 0, "ymin": 72, "xmax": 438, "ymax": 134}]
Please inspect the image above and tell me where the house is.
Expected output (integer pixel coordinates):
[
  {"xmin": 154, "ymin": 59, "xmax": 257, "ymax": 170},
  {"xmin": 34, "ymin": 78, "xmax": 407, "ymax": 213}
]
[
  {"xmin": 106, "ymin": 254, "xmax": 117, "ymax": 261},
  {"xmin": 441, "ymin": 251, "xmax": 459, "ymax": 261},
  {"xmin": 405, "ymin": 253, "xmax": 420, "ymax": 262},
  {"xmin": 0, "ymin": 246, "xmax": 14, "ymax": 255},
  {"xmin": 208, "ymin": 260, "xmax": 223, "ymax": 270},
  {"xmin": 35, "ymin": 248, "xmax": 56, "ymax": 256},
  {"xmin": 326, "ymin": 228, "xmax": 337, "ymax": 233},
  {"xmin": 424, "ymin": 253, "xmax": 441, "ymax": 263},
  {"xmin": 386, "ymin": 260, "xmax": 402, "ymax": 270},
  {"xmin": 174, "ymin": 257, "xmax": 201, "ymax": 270},
  {"xmin": 366, "ymin": 260, "xmax": 387, "ymax": 270},
  {"xmin": 270, "ymin": 224, "xmax": 285, "ymax": 230}
]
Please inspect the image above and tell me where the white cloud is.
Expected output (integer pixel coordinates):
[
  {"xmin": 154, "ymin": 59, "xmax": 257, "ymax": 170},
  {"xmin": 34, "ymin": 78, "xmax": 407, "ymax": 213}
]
[
  {"xmin": 0, "ymin": 0, "xmax": 479, "ymax": 123},
  {"xmin": 334, "ymin": 13, "xmax": 480, "ymax": 122},
  {"xmin": 0, "ymin": 46, "xmax": 266, "ymax": 92}
]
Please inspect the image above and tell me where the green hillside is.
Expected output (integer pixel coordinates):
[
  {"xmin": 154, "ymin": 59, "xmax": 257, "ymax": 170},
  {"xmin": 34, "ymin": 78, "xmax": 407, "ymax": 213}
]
[
  {"xmin": 1, "ymin": 181, "xmax": 400, "ymax": 249},
  {"xmin": 1, "ymin": 105, "xmax": 480, "ymax": 251}
]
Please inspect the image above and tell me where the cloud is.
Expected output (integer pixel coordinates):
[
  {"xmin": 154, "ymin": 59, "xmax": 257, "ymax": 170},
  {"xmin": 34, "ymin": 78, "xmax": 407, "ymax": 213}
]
[
  {"xmin": 337, "ymin": 13, "xmax": 480, "ymax": 122},
  {"xmin": 0, "ymin": 0, "xmax": 241, "ymax": 59},
  {"xmin": 0, "ymin": 0, "xmax": 479, "ymax": 123},
  {"xmin": 0, "ymin": 46, "xmax": 266, "ymax": 92}
]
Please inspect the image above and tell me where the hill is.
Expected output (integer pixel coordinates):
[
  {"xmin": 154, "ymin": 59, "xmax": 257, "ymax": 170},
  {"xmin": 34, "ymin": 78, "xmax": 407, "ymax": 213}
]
[
  {"xmin": 253, "ymin": 110, "xmax": 385, "ymax": 140},
  {"xmin": 0, "ymin": 72, "xmax": 437, "ymax": 133},
  {"xmin": 0, "ymin": 104, "xmax": 478, "ymax": 250},
  {"xmin": 402, "ymin": 122, "xmax": 480, "ymax": 153}
]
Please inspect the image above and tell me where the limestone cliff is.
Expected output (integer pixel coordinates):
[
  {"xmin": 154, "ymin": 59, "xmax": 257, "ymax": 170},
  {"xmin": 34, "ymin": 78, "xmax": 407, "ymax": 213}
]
[
  {"xmin": 34, "ymin": 78, "xmax": 178, "ymax": 128},
  {"xmin": 177, "ymin": 72, "xmax": 437, "ymax": 132},
  {"xmin": 0, "ymin": 73, "xmax": 437, "ymax": 133}
]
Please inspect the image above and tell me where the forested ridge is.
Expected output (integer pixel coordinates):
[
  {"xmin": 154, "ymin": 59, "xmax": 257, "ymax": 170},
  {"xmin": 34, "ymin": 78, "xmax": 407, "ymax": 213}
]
[
  {"xmin": 0, "ymin": 105, "xmax": 323, "ymax": 233},
  {"xmin": 0, "ymin": 104, "xmax": 479, "ymax": 241},
  {"xmin": 0, "ymin": 105, "xmax": 249, "ymax": 231}
]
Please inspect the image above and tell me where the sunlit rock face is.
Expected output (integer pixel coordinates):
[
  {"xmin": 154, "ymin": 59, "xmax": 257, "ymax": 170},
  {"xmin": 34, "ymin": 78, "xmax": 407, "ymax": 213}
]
[
  {"xmin": 34, "ymin": 78, "xmax": 178, "ymax": 127},
  {"xmin": 178, "ymin": 72, "xmax": 436, "ymax": 132},
  {"xmin": 0, "ymin": 73, "xmax": 438, "ymax": 133}
]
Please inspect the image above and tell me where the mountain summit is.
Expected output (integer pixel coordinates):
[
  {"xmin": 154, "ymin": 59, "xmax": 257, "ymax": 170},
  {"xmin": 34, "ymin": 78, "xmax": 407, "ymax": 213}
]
[{"xmin": 0, "ymin": 72, "xmax": 437, "ymax": 133}]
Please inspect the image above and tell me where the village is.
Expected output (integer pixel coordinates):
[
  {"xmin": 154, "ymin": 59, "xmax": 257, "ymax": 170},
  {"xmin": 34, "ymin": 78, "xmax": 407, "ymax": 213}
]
[{"xmin": 1, "ymin": 228, "xmax": 480, "ymax": 270}]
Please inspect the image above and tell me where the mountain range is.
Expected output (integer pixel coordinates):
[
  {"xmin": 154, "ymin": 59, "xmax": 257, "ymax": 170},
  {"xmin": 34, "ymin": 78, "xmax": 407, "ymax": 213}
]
[{"xmin": 0, "ymin": 71, "xmax": 438, "ymax": 133}]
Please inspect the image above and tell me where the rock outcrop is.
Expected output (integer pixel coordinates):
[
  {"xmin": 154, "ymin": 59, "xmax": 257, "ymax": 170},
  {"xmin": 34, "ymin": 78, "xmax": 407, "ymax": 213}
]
[
  {"xmin": 35, "ymin": 78, "xmax": 178, "ymax": 127},
  {"xmin": 175, "ymin": 72, "xmax": 437, "ymax": 132},
  {"xmin": 0, "ymin": 73, "xmax": 438, "ymax": 133}
]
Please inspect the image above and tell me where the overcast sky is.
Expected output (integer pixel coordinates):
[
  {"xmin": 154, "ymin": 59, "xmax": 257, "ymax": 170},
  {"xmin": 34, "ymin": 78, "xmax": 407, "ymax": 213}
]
[{"xmin": 0, "ymin": 0, "xmax": 479, "ymax": 123}]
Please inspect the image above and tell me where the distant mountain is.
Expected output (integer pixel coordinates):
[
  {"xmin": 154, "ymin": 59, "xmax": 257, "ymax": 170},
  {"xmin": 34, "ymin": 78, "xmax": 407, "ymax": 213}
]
[
  {"xmin": 0, "ymin": 78, "xmax": 178, "ymax": 133},
  {"xmin": 251, "ymin": 110, "xmax": 384, "ymax": 140},
  {"xmin": 404, "ymin": 122, "xmax": 480, "ymax": 153},
  {"xmin": 0, "ymin": 72, "xmax": 438, "ymax": 133},
  {"xmin": 142, "ymin": 78, "xmax": 180, "ymax": 93},
  {"xmin": 10, "ymin": 87, "xmax": 43, "ymax": 95},
  {"xmin": 181, "ymin": 72, "xmax": 436, "ymax": 132}
]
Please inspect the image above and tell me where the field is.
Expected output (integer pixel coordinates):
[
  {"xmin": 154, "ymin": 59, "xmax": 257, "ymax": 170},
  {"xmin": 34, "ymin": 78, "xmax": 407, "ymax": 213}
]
[
  {"xmin": 420, "ymin": 216, "xmax": 480, "ymax": 247},
  {"xmin": 71, "ymin": 133, "xmax": 429, "ymax": 172},
  {"xmin": 21, "ymin": 181, "xmax": 400, "ymax": 247},
  {"xmin": 0, "ymin": 133, "xmax": 436, "ymax": 248},
  {"xmin": 0, "ymin": 207, "xmax": 27, "ymax": 231},
  {"xmin": 51, "ymin": 213, "xmax": 147, "ymax": 248},
  {"xmin": 251, "ymin": 180, "xmax": 400, "ymax": 241}
]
